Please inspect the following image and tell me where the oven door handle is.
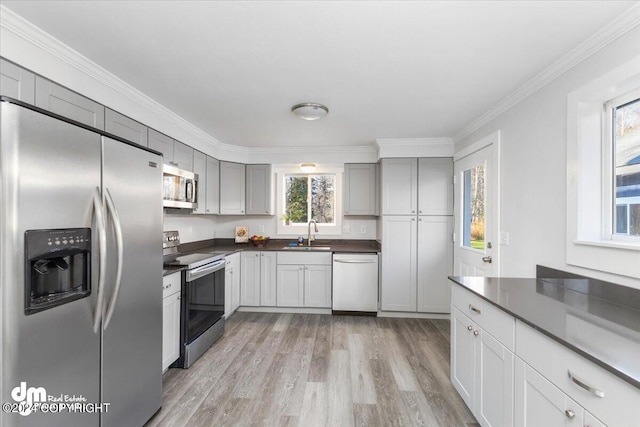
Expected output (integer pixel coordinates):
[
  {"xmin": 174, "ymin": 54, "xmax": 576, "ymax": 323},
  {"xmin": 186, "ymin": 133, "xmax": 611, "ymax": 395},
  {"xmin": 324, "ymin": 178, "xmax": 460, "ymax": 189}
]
[{"xmin": 186, "ymin": 259, "xmax": 226, "ymax": 282}]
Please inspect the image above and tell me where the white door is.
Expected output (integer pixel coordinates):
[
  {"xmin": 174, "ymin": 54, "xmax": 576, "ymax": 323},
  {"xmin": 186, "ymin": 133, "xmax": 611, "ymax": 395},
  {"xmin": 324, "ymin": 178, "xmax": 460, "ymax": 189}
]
[{"xmin": 454, "ymin": 131, "xmax": 500, "ymax": 276}]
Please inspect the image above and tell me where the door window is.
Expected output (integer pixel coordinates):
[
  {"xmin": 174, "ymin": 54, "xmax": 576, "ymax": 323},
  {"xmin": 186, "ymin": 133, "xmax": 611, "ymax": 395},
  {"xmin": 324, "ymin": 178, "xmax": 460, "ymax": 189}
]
[{"xmin": 462, "ymin": 163, "xmax": 485, "ymax": 250}]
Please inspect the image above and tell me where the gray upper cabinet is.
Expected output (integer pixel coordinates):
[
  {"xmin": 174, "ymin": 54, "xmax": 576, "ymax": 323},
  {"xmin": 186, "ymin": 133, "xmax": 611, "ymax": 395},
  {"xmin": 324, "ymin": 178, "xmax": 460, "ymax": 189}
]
[
  {"xmin": 0, "ymin": 58, "xmax": 35, "ymax": 103},
  {"xmin": 344, "ymin": 163, "xmax": 379, "ymax": 216},
  {"xmin": 104, "ymin": 108, "xmax": 148, "ymax": 147},
  {"xmin": 148, "ymin": 129, "xmax": 193, "ymax": 171},
  {"xmin": 148, "ymin": 129, "xmax": 173, "ymax": 162},
  {"xmin": 246, "ymin": 164, "xmax": 273, "ymax": 215},
  {"xmin": 418, "ymin": 158, "xmax": 453, "ymax": 216},
  {"xmin": 192, "ymin": 150, "xmax": 207, "ymax": 214},
  {"xmin": 220, "ymin": 161, "xmax": 245, "ymax": 215},
  {"xmin": 173, "ymin": 140, "xmax": 193, "ymax": 171},
  {"xmin": 381, "ymin": 158, "xmax": 418, "ymax": 215},
  {"xmin": 205, "ymin": 156, "xmax": 220, "ymax": 214},
  {"xmin": 35, "ymin": 76, "xmax": 105, "ymax": 129}
]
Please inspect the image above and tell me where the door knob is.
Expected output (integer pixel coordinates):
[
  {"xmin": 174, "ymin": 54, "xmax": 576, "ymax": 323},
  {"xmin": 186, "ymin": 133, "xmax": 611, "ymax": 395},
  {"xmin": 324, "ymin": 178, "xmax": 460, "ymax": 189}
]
[{"xmin": 482, "ymin": 256, "xmax": 492, "ymax": 263}]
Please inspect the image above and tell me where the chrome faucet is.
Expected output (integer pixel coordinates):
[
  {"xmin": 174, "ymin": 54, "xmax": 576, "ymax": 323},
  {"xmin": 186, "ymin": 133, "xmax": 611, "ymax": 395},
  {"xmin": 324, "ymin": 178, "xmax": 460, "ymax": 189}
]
[{"xmin": 307, "ymin": 220, "xmax": 318, "ymax": 246}]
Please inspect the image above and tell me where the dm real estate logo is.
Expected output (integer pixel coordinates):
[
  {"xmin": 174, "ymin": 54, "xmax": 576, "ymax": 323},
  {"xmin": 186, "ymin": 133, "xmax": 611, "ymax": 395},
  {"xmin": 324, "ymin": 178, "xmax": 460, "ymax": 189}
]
[{"xmin": 3, "ymin": 382, "xmax": 110, "ymax": 417}]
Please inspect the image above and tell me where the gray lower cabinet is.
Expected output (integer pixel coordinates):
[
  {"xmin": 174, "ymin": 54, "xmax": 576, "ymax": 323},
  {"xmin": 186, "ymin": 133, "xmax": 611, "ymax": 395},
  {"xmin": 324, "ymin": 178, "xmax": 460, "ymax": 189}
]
[
  {"xmin": 344, "ymin": 163, "xmax": 379, "ymax": 216},
  {"xmin": 417, "ymin": 216, "xmax": 453, "ymax": 313},
  {"xmin": 0, "ymin": 58, "xmax": 35, "ymax": 103},
  {"xmin": 381, "ymin": 215, "xmax": 417, "ymax": 311},
  {"xmin": 105, "ymin": 108, "xmax": 148, "ymax": 147},
  {"xmin": 192, "ymin": 150, "xmax": 207, "ymax": 214},
  {"xmin": 276, "ymin": 264, "xmax": 305, "ymax": 307},
  {"xmin": 220, "ymin": 161, "xmax": 246, "ymax": 215},
  {"xmin": 240, "ymin": 251, "xmax": 276, "ymax": 306},
  {"xmin": 205, "ymin": 156, "xmax": 220, "ymax": 214},
  {"xmin": 246, "ymin": 164, "xmax": 273, "ymax": 215},
  {"xmin": 277, "ymin": 252, "xmax": 332, "ymax": 308},
  {"xmin": 35, "ymin": 76, "xmax": 105, "ymax": 129}
]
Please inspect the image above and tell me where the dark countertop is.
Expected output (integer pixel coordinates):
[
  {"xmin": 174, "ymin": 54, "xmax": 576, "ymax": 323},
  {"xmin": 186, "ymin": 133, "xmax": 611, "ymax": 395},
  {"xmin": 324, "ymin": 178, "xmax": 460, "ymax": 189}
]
[
  {"xmin": 448, "ymin": 275, "xmax": 640, "ymax": 389},
  {"xmin": 163, "ymin": 238, "xmax": 380, "ymax": 276}
]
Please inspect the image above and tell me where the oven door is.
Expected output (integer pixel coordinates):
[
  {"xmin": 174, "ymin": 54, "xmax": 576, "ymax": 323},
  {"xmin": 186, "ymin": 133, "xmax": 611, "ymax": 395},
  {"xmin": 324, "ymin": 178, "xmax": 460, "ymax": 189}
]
[{"xmin": 184, "ymin": 259, "xmax": 225, "ymax": 344}]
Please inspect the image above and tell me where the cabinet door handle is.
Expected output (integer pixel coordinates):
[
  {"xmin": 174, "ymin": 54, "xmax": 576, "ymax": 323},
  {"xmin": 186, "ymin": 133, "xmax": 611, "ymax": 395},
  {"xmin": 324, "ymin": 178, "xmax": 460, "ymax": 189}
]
[
  {"xmin": 568, "ymin": 370, "xmax": 605, "ymax": 398},
  {"xmin": 469, "ymin": 304, "xmax": 481, "ymax": 314},
  {"xmin": 467, "ymin": 325, "xmax": 473, "ymax": 331},
  {"xmin": 473, "ymin": 330, "xmax": 479, "ymax": 336},
  {"xmin": 564, "ymin": 409, "xmax": 575, "ymax": 419}
]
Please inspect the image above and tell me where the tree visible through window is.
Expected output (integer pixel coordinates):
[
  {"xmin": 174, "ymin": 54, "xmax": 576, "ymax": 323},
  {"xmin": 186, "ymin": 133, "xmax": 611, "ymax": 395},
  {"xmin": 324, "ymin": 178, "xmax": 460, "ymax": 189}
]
[
  {"xmin": 284, "ymin": 174, "xmax": 335, "ymax": 224},
  {"xmin": 613, "ymin": 95, "xmax": 640, "ymax": 237}
]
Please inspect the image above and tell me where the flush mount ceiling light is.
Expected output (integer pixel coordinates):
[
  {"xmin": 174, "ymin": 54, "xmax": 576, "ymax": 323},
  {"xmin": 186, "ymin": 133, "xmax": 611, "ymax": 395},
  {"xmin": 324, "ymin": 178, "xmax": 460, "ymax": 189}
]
[
  {"xmin": 300, "ymin": 163, "xmax": 316, "ymax": 173},
  {"xmin": 291, "ymin": 103, "xmax": 329, "ymax": 120}
]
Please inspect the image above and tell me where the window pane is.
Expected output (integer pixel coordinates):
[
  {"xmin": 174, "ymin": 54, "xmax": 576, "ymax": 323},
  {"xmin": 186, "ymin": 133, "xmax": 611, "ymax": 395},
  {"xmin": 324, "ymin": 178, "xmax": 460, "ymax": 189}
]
[
  {"xmin": 285, "ymin": 176, "xmax": 308, "ymax": 223},
  {"xmin": 614, "ymin": 97, "xmax": 640, "ymax": 236},
  {"xmin": 463, "ymin": 164, "xmax": 485, "ymax": 250},
  {"xmin": 311, "ymin": 175, "xmax": 334, "ymax": 224}
]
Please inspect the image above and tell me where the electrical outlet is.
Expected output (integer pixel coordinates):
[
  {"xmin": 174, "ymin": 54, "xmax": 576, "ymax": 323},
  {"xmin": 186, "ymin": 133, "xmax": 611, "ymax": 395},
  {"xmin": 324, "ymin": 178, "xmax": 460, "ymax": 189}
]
[
  {"xmin": 342, "ymin": 225, "xmax": 350, "ymax": 233},
  {"xmin": 258, "ymin": 225, "xmax": 265, "ymax": 233},
  {"xmin": 360, "ymin": 226, "xmax": 366, "ymax": 234}
]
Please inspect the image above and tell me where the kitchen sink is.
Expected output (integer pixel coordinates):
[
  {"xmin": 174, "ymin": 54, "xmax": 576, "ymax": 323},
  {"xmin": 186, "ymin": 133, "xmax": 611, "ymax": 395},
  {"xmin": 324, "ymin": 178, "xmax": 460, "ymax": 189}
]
[{"xmin": 280, "ymin": 246, "xmax": 332, "ymax": 251}]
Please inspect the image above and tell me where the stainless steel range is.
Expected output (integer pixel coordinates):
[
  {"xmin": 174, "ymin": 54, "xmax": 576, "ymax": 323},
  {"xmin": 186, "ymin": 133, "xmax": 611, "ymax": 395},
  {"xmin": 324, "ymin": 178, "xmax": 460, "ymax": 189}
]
[{"xmin": 163, "ymin": 231, "xmax": 226, "ymax": 368}]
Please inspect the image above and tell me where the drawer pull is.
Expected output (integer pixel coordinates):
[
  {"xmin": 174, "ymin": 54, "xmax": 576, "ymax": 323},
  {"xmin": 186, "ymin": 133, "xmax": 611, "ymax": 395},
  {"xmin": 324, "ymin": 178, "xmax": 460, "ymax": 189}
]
[
  {"xmin": 469, "ymin": 304, "xmax": 481, "ymax": 314},
  {"xmin": 568, "ymin": 370, "xmax": 605, "ymax": 398},
  {"xmin": 473, "ymin": 330, "xmax": 479, "ymax": 336},
  {"xmin": 564, "ymin": 409, "xmax": 575, "ymax": 419},
  {"xmin": 467, "ymin": 325, "xmax": 473, "ymax": 331}
]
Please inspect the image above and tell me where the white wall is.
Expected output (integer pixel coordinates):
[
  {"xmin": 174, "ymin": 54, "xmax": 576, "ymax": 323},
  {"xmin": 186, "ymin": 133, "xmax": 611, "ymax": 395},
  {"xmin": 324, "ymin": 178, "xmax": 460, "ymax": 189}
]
[
  {"xmin": 163, "ymin": 212, "xmax": 216, "ymax": 243},
  {"xmin": 455, "ymin": 25, "xmax": 640, "ymax": 289},
  {"xmin": 213, "ymin": 215, "xmax": 378, "ymax": 240}
]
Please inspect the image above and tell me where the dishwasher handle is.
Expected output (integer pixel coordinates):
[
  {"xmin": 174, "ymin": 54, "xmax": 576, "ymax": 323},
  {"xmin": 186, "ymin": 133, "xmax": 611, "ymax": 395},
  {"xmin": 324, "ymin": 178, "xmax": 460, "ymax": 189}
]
[{"xmin": 334, "ymin": 259, "xmax": 378, "ymax": 264}]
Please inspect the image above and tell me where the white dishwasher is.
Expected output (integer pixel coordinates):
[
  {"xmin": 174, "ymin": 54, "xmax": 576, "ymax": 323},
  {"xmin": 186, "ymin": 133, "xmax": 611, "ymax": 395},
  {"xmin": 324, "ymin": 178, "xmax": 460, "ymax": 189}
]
[{"xmin": 332, "ymin": 253, "xmax": 379, "ymax": 314}]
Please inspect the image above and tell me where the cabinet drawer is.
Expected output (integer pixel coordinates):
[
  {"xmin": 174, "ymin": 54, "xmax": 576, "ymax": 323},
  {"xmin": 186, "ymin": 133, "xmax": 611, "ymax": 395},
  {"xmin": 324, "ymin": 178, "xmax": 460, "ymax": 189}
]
[
  {"xmin": 163, "ymin": 272, "xmax": 181, "ymax": 298},
  {"xmin": 276, "ymin": 252, "xmax": 332, "ymax": 265},
  {"xmin": 451, "ymin": 284, "xmax": 515, "ymax": 351},
  {"xmin": 516, "ymin": 320, "xmax": 640, "ymax": 427}
]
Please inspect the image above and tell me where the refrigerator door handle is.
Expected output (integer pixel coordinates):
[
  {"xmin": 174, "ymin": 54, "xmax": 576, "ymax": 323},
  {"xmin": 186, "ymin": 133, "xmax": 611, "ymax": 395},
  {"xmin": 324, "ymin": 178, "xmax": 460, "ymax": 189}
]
[
  {"xmin": 92, "ymin": 187, "xmax": 108, "ymax": 333},
  {"xmin": 103, "ymin": 188, "xmax": 124, "ymax": 330}
]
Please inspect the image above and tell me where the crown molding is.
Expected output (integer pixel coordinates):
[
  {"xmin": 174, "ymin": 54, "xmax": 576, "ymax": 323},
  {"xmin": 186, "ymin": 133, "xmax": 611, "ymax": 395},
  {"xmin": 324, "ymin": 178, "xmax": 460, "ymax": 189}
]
[
  {"xmin": 452, "ymin": 2, "xmax": 640, "ymax": 143},
  {"xmin": 375, "ymin": 137, "xmax": 453, "ymax": 148}
]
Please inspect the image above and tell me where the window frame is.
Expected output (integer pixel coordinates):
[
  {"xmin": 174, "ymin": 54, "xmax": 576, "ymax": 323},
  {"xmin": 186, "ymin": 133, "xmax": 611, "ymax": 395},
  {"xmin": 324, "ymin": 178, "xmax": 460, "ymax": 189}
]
[
  {"xmin": 274, "ymin": 165, "xmax": 343, "ymax": 237},
  {"xmin": 566, "ymin": 55, "xmax": 640, "ymax": 279},
  {"xmin": 604, "ymin": 89, "xmax": 640, "ymax": 242}
]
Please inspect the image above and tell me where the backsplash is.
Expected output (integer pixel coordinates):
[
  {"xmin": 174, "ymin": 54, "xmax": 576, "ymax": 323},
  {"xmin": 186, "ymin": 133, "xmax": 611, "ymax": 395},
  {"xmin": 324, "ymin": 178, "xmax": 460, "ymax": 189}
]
[{"xmin": 163, "ymin": 211, "xmax": 378, "ymax": 243}]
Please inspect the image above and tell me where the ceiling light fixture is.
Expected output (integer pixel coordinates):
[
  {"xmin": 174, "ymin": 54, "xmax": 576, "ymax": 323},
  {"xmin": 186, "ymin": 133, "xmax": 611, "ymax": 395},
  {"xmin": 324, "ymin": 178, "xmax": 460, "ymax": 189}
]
[
  {"xmin": 291, "ymin": 103, "xmax": 329, "ymax": 120},
  {"xmin": 300, "ymin": 163, "xmax": 316, "ymax": 173}
]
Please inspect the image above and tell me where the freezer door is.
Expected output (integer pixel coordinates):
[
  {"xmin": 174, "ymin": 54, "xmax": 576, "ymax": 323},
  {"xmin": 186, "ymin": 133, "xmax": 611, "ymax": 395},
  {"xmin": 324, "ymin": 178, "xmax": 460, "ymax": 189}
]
[
  {"xmin": 100, "ymin": 137, "xmax": 163, "ymax": 427},
  {"xmin": 0, "ymin": 101, "xmax": 101, "ymax": 426}
]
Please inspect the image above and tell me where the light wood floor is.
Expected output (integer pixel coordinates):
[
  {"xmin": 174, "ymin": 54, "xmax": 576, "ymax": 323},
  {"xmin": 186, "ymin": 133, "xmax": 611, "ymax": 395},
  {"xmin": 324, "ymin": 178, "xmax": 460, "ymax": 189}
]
[{"xmin": 146, "ymin": 312, "xmax": 478, "ymax": 427}]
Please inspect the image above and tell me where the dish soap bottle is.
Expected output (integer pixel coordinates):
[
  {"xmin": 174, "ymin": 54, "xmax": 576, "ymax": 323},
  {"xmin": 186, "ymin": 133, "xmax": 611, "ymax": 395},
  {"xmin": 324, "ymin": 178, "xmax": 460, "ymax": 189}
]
[{"xmin": 297, "ymin": 235, "xmax": 304, "ymax": 246}]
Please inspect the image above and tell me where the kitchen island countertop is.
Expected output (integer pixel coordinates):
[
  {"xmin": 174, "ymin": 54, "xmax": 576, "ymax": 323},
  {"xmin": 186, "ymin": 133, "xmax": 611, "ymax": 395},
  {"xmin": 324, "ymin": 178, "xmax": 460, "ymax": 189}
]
[{"xmin": 448, "ymin": 274, "xmax": 640, "ymax": 389}]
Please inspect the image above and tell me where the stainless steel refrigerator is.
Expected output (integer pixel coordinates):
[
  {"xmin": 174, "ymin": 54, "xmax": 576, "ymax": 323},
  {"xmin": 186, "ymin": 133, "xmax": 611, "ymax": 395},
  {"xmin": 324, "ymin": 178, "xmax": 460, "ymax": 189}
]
[{"xmin": 0, "ymin": 99, "xmax": 163, "ymax": 426}]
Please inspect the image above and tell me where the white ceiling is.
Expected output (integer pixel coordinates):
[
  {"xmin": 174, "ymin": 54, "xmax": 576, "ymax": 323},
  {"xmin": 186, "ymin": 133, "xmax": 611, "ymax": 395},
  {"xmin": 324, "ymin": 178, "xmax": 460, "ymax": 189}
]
[{"xmin": 1, "ymin": 1, "xmax": 636, "ymax": 148}]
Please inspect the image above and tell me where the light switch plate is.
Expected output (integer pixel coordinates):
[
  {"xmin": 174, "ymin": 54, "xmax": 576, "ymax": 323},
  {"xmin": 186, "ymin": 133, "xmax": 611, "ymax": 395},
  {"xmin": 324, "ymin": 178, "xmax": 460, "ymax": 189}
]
[
  {"xmin": 342, "ymin": 225, "xmax": 350, "ymax": 233},
  {"xmin": 360, "ymin": 226, "xmax": 366, "ymax": 234},
  {"xmin": 258, "ymin": 225, "xmax": 265, "ymax": 233},
  {"xmin": 500, "ymin": 231, "xmax": 510, "ymax": 245}
]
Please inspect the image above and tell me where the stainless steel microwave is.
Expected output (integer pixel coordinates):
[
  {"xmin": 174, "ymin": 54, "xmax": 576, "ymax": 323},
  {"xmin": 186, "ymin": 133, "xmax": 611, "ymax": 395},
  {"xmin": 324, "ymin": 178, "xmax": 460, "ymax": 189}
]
[{"xmin": 162, "ymin": 164, "xmax": 197, "ymax": 209}]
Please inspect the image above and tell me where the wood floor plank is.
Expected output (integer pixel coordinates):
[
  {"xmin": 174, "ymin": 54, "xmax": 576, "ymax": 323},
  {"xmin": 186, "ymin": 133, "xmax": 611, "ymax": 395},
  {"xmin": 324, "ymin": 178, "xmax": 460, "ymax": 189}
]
[
  {"xmin": 353, "ymin": 403, "xmax": 382, "ymax": 427},
  {"xmin": 146, "ymin": 313, "xmax": 479, "ymax": 427},
  {"xmin": 379, "ymin": 328, "xmax": 421, "ymax": 391},
  {"xmin": 348, "ymin": 333, "xmax": 377, "ymax": 404},
  {"xmin": 297, "ymin": 382, "xmax": 328, "ymax": 427},
  {"xmin": 327, "ymin": 349, "xmax": 354, "ymax": 427}
]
